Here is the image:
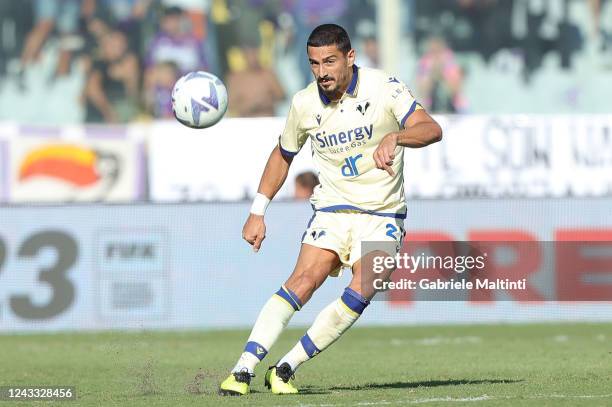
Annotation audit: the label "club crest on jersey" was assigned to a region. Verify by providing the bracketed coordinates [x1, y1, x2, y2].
[356, 102, 370, 115]
[310, 230, 326, 240]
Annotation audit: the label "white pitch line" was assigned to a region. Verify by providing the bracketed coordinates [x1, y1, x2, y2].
[530, 394, 612, 399]
[287, 393, 612, 407]
[409, 395, 492, 404]
[389, 336, 483, 346]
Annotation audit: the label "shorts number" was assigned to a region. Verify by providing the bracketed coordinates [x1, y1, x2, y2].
[385, 223, 398, 239]
[386, 223, 405, 241]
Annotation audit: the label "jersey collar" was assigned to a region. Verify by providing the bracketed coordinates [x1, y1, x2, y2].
[318, 64, 360, 105]
[346, 64, 359, 96]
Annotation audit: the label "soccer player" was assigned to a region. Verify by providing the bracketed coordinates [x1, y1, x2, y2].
[219, 23, 442, 396]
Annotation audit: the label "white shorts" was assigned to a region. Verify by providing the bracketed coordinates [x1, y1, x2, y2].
[301, 210, 405, 277]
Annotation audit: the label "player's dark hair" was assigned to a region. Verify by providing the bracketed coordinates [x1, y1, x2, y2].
[307, 24, 352, 54]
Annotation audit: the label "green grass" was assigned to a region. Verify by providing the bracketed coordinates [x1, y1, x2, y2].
[0, 323, 611, 406]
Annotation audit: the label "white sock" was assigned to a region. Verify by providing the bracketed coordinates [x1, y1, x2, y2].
[231, 286, 302, 374]
[278, 287, 369, 371]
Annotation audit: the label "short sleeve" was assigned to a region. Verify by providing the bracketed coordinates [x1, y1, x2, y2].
[278, 97, 308, 158]
[384, 76, 424, 129]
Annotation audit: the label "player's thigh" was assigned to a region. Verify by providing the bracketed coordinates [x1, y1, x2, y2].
[284, 243, 341, 305]
[348, 215, 405, 300]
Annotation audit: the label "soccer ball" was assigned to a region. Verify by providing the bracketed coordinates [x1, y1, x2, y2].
[171, 71, 228, 129]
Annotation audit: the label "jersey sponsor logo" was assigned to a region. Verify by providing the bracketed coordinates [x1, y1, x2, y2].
[315, 124, 373, 148]
[341, 154, 363, 176]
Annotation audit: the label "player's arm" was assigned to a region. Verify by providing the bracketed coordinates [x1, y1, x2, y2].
[242, 146, 293, 252]
[257, 145, 293, 199]
[374, 109, 442, 175]
[374, 109, 442, 176]
[374, 76, 443, 175]
[393, 109, 442, 148]
[244, 95, 304, 251]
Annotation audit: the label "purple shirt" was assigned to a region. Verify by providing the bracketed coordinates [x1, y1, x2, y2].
[146, 33, 208, 74]
[289, 0, 347, 23]
[154, 85, 174, 118]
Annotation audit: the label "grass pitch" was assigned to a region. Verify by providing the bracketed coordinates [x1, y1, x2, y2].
[1, 323, 611, 406]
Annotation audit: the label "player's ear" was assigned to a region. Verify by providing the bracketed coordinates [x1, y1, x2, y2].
[346, 48, 355, 66]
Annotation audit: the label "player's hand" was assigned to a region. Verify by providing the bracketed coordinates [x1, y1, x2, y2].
[242, 213, 266, 252]
[373, 133, 398, 177]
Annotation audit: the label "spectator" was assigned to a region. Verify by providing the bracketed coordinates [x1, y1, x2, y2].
[416, 36, 467, 113]
[288, 0, 349, 86]
[0, 1, 32, 79]
[226, 46, 285, 117]
[454, 0, 513, 60]
[159, 0, 217, 75]
[162, 0, 210, 41]
[96, 0, 152, 26]
[85, 28, 140, 123]
[294, 171, 319, 200]
[143, 60, 179, 118]
[590, 0, 612, 53]
[20, 0, 84, 78]
[90, 0, 154, 55]
[143, 6, 209, 118]
[355, 19, 379, 68]
[145, 6, 208, 74]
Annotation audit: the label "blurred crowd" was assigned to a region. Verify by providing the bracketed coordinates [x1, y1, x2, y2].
[0, 0, 610, 123]
[413, 0, 611, 112]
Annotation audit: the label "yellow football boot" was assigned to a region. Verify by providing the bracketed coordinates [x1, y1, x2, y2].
[264, 363, 298, 394]
[218, 371, 253, 396]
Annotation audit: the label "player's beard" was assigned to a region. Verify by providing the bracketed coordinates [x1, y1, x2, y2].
[318, 77, 336, 93]
[318, 75, 343, 100]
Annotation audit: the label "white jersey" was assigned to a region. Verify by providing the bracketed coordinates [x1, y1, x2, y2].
[279, 66, 423, 219]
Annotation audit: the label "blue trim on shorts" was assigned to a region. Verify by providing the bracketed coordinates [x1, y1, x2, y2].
[315, 205, 407, 219]
[301, 211, 317, 241]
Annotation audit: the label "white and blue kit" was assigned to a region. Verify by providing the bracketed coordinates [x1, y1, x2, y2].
[279, 65, 423, 274]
